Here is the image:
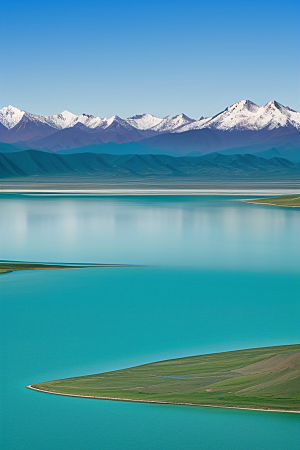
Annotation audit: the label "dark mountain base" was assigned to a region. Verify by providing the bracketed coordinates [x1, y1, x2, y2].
[0, 151, 299, 184]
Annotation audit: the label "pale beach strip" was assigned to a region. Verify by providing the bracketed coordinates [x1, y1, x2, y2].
[26, 385, 300, 414]
[1, 188, 300, 195]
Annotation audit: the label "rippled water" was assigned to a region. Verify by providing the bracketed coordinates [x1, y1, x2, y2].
[0, 194, 299, 450]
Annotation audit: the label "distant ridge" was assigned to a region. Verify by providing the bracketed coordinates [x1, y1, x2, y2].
[0, 150, 299, 180]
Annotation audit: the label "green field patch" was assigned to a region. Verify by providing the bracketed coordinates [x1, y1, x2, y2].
[244, 194, 300, 207]
[0, 261, 144, 274]
[29, 344, 300, 412]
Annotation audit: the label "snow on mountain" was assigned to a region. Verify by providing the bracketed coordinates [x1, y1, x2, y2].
[1, 101, 299, 136]
[44, 110, 78, 129]
[69, 114, 104, 129]
[151, 113, 195, 132]
[176, 100, 300, 133]
[126, 113, 163, 130]
[0, 106, 25, 129]
[28, 110, 105, 130]
[260, 101, 300, 130]
[101, 115, 130, 130]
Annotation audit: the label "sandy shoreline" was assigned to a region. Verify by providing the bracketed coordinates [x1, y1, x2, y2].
[2, 188, 300, 195]
[26, 385, 300, 414]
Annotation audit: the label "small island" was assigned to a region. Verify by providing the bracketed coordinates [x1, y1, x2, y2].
[243, 194, 300, 207]
[0, 261, 144, 274]
[27, 344, 300, 413]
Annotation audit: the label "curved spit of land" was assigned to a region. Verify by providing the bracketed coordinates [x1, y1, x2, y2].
[243, 194, 300, 207]
[27, 344, 300, 413]
[0, 261, 145, 274]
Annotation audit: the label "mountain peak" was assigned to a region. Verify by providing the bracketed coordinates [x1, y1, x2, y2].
[176, 100, 299, 133]
[60, 110, 76, 116]
[0, 105, 25, 129]
[264, 100, 285, 111]
[227, 100, 259, 112]
[173, 113, 191, 120]
[128, 113, 154, 119]
[126, 113, 163, 130]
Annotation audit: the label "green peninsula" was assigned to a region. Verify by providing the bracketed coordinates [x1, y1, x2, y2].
[28, 344, 300, 412]
[245, 194, 300, 207]
[0, 261, 142, 274]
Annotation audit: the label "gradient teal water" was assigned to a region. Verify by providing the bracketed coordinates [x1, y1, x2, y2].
[0, 195, 299, 450]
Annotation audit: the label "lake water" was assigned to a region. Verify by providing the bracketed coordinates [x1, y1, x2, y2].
[0, 194, 299, 450]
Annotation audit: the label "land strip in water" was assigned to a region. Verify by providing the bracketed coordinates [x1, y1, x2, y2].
[28, 345, 300, 412]
[243, 194, 300, 207]
[0, 261, 143, 274]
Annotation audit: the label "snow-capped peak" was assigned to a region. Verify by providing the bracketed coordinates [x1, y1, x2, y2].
[176, 100, 300, 133]
[225, 99, 259, 114]
[0, 105, 25, 129]
[102, 115, 135, 130]
[44, 110, 78, 129]
[151, 113, 195, 132]
[126, 113, 163, 130]
[259, 101, 300, 129]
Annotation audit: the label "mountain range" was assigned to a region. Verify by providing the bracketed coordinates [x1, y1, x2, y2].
[0, 101, 299, 156]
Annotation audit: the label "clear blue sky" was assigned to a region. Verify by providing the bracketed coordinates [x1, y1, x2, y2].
[0, 0, 299, 118]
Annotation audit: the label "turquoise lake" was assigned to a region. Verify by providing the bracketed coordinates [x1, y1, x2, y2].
[0, 194, 299, 450]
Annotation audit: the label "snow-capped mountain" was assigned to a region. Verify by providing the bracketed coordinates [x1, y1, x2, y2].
[0, 105, 25, 129]
[0, 101, 299, 153]
[1, 100, 298, 134]
[126, 113, 163, 130]
[151, 113, 195, 132]
[177, 100, 300, 133]
[0, 107, 196, 133]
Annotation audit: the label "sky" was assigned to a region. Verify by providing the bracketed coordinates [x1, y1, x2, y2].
[0, 0, 299, 119]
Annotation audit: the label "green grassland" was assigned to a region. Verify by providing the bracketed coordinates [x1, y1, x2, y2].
[0, 261, 141, 274]
[245, 194, 300, 207]
[30, 345, 300, 412]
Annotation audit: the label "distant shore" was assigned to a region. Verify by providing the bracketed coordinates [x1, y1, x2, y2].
[26, 384, 300, 414]
[1, 188, 300, 196]
[0, 261, 145, 274]
[242, 200, 300, 208]
[241, 194, 300, 207]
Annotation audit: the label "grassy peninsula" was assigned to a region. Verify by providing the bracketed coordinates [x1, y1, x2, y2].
[244, 194, 300, 207]
[28, 344, 300, 412]
[0, 261, 142, 274]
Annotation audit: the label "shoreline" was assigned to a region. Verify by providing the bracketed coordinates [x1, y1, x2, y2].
[0, 261, 146, 275]
[1, 188, 300, 196]
[26, 385, 300, 414]
[240, 199, 300, 208]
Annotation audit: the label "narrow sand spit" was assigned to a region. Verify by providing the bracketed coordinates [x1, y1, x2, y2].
[26, 385, 300, 414]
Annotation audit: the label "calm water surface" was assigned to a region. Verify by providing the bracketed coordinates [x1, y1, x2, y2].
[0, 194, 299, 450]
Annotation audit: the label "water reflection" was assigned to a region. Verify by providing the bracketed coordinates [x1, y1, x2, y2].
[0, 195, 299, 271]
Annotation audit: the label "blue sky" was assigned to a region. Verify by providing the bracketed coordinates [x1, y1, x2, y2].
[0, 0, 299, 118]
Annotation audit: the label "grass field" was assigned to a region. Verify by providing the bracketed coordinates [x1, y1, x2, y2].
[245, 194, 300, 207]
[29, 345, 300, 412]
[0, 261, 141, 274]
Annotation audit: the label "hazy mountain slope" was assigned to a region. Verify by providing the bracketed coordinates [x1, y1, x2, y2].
[141, 127, 299, 155]
[0, 142, 29, 153]
[0, 150, 299, 180]
[0, 115, 57, 143]
[57, 142, 172, 156]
